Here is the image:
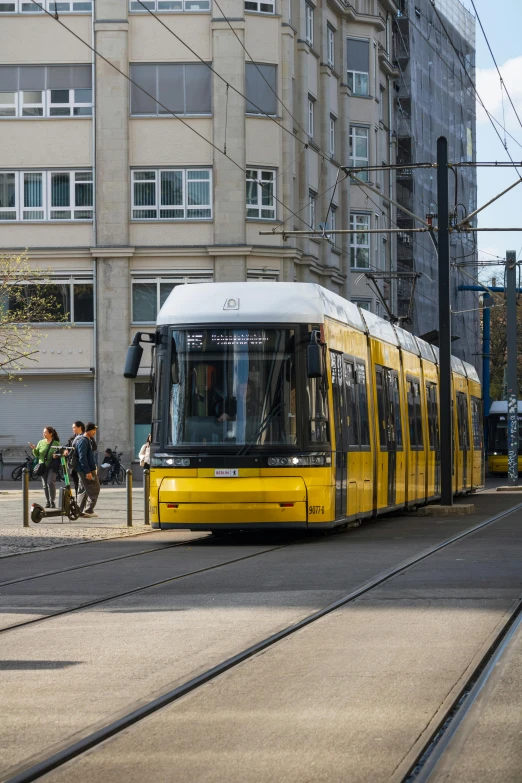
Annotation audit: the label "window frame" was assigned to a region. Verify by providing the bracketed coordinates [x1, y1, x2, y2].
[346, 36, 370, 96]
[308, 95, 315, 138]
[244, 0, 274, 13]
[327, 25, 335, 69]
[246, 168, 276, 221]
[0, 67, 93, 118]
[129, 63, 212, 117]
[329, 114, 336, 158]
[305, 2, 314, 47]
[245, 62, 278, 116]
[5, 277, 94, 324]
[349, 212, 370, 269]
[129, 0, 210, 11]
[309, 189, 317, 230]
[131, 274, 214, 325]
[1, 0, 92, 12]
[0, 170, 93, 222]
[48, 87, 93, 117]
[349, 125, 369, 181]
[131, 168, 213, 222]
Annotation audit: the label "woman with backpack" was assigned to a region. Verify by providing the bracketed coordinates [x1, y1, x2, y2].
[30, 427, 61, 509]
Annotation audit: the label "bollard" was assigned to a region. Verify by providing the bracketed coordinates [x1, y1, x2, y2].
[22, 467, 29, 527]
[126, 469, 133, 527]
[143, 468, 150, 526]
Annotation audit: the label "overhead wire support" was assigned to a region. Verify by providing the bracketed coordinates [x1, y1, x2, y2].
[342, 170, 431, 229]
[29, 0, 315, 231]
[454, 175, 522, 229]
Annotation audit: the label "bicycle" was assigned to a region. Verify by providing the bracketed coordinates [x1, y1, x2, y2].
[100, 448, 126, 485]
[11, 451, 39, 481]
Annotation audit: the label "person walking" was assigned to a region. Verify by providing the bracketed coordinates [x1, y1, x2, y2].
[66, 420, 85, 496]
[76, 422, 100, 518]
[139, 434, 151, 470]
[30, 427, 60, 509]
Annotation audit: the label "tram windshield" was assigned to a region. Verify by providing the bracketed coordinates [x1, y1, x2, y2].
[489, 414, 522, 454]
[169, 328, 297, 447]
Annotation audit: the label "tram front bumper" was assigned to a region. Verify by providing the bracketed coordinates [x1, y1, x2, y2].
[157, 476, 307, 528]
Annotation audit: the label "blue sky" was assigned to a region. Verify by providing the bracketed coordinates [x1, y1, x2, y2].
[458, 0, 522, 278]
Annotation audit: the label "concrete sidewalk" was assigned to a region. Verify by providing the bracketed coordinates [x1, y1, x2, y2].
[0, 485, 151, 556]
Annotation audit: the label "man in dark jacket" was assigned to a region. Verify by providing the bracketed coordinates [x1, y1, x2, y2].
[77, 422, 100, 518]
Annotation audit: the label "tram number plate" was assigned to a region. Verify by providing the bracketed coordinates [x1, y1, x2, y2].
[214, 469, 239, 478]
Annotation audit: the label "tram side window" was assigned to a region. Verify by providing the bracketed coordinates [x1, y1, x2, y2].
[392, 372, 403, 449]
[356, 362, 370, 446]
[471, 396, 483, 450]
[308, 352, 329, 444]
[344, 360, 358, 447]
[414, 380, 424, 449]
[457, 392, 470, 450]
[375, 367, 387, 449]
[407, 379, 417, 448]
[426, 382, 439, 451]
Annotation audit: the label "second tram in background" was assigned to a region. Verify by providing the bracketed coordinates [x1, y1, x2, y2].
[487, 401, 522, 474]
[125, 282, 484, 531]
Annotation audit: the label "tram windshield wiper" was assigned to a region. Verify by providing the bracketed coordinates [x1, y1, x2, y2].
[236, 400, 285, 457]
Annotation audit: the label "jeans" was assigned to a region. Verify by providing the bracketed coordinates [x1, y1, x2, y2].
[77, 471, 101, 514]
[41, 467, 57, 504]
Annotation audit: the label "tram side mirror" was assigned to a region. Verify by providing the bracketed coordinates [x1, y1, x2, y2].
[307, 339, 323, 379]
[124, 339, 143, 379]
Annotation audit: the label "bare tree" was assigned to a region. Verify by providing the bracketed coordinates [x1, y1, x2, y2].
[0, 253, 67, 384]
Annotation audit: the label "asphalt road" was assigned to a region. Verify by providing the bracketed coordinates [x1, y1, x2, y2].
[1, 489, 521, 782]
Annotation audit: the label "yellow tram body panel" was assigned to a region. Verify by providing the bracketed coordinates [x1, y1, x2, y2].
[400, 350, 427, 508]
[421, 358, 439, 502]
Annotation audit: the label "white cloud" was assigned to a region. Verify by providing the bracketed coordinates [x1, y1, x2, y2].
[476, 56, 522, 139]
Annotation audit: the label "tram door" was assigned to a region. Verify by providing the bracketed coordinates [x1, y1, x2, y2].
[330, 351, 347, 518]
[457, 392, 470, 489]
[376, 366, 399, 507]
[426, 382, 440, 496]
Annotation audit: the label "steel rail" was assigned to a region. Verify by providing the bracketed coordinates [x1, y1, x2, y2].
[5, 500, 522, 783]
[0, 537, 305, 636]
[405, 604, 522, 782]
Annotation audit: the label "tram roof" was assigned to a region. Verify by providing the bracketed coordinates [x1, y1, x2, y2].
[157, 282, 367, 331]
[157, 282, 480, 377]
[489, 401, 522, 414]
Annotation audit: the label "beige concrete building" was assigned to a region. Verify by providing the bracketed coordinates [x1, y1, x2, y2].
[0, 0, 397, 465]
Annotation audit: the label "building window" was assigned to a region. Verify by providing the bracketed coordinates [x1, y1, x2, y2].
[131, 169, 212, 220]
[247, 269, 280, 280]
[130, 63, 211, 116]
[350, 213, 370, 268]
[346, 37, 369, 96]
[5, 278, 94, 323]
[244, 0, 274, 13]
[245, 63, 277, 115]
[328, 205, 337, 245]
[0, 0, 91, 11]
[352, 298, 371, 311]
[0, 65, 92, 118]
[308, 95, 315, 138]
[329, 114, 336, 158]
[130, 0, 209, 11]
[349, 125, 369, 181]
[0, 170, 93, 221]
[134, 382, 152, 460]
[131, 275, 213, 323]
[305, 2, 314, 47]
[327, 25, 335, 69]
[246, 169, 276, 220]
[309, 189, 316, 229]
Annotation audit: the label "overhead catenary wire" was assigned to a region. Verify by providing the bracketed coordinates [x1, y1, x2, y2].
[28, 0, 315, 231]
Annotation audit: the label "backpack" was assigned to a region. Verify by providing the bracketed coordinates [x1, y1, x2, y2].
[67, 435, 83, 473]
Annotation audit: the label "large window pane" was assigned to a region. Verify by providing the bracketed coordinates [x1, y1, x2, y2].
[133, 282, 157, 322]
[184, 64, 211, 114]
[245, 63, 277, 115]
[23, 172, 43, 220]
[73, 283, 93, 322]
[51, 172, 70, 207]
[0, 172, 16, 219]
[130, 64, 157, 114]
[187, 170, 210, 218]
[160, 282, 178, 308]
[158, 64, 184, 114]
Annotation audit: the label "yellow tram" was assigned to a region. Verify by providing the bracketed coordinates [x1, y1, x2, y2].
[487, 401, 522, 474]
[125, 282, 484, 530]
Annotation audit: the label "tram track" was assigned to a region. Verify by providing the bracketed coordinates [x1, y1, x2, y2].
[4, 499, 522, 783]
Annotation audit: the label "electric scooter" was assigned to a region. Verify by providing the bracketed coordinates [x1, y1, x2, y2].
[31, 447, 81, 523]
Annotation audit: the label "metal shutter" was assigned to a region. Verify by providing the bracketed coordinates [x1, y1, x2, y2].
[1, 377, 94, 450]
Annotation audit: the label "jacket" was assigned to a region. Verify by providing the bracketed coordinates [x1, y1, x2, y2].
[32, 439, 60, 467]
[139, 443, 150, 466]
[76, 435, 96, 474]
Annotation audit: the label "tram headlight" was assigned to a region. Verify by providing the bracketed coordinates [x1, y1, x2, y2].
[267, 454, 331, 467]
[151, 455, 191, 467]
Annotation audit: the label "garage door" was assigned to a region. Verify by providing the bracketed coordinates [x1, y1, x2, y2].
[1, 377, 94, 450]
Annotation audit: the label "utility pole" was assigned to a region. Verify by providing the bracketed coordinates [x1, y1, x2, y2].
[437, 136, 453, 505]
[506, 250, 518, 486]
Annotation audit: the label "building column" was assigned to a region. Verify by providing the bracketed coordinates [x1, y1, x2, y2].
[212, 8, 247, 281]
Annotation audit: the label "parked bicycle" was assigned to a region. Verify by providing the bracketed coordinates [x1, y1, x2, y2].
[100, 447, 126, 485]
[11, 451, 39, 481]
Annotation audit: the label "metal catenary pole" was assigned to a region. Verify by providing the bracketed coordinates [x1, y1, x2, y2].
[437, 137, 453, 506]
[126, 469, 133, 526]
[22, 467, 29, 527]
[506, 250, 518, 486]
